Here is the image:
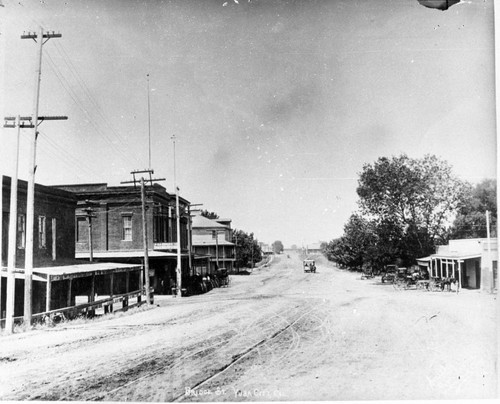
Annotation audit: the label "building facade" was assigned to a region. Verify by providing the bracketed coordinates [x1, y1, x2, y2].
[1, 175, 77, 317]
[55, 182, 196, 295]
[417, 238, 498, 292]
[192, 215, 236, 274]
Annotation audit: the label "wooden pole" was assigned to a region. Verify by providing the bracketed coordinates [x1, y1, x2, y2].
[5, 116, 21, 333]
[175, 187, 182, 297]
[187, 204, 192, 276]
[486, 210, 493, 291]
[109, 272, 114, 313]
[67, 278, 72, 307]
[45, 275, 51, 312]
[51, 218, 56, 261]
[89, 273, 95, 315]
[24, 27, 45, 324]
[140, 178, 151, 304]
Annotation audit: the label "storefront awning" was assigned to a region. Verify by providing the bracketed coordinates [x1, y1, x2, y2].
[1, 262, 142, 282]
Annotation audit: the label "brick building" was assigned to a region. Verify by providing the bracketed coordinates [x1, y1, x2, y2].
[55, 182, 203, 294]
[1, 175, 77, 317]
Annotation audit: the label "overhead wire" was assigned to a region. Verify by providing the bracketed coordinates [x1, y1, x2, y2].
[36, 130, 105, 180]
[43, 49, 143, 170]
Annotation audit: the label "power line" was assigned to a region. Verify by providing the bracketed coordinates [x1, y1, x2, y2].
[43, 51, 143, 169]
[51, 42, 144, 167]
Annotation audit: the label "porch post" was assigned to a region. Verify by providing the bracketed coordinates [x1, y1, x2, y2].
[66, 278, 72, 307]
[89, 273, 95, 316]
[109, 272, 114, 313]
[46, 275, 52, 312]
[457, 261, 462, 292]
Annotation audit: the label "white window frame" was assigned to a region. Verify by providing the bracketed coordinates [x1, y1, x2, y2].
[38, 215, 47, 249]
[122, 215, 133, 241]
[17, 214, 26, 249]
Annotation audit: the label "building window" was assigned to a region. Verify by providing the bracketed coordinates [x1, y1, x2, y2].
[17, 214, 26, 249]
[38, 216, 46, 249]
[122, 215, 132, 241]
[76, 217, 87, 242]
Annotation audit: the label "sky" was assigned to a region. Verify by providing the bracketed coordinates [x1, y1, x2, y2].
[0, 0, 496, 248]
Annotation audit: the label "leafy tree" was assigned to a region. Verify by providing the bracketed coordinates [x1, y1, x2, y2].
[449, 179, 497, 239]
[272, 240, 284, 254]
[357, 154, 468, 262]
[291, 244, 298, 250]
[232, 229, 262, 269]
[200, 210, 219, 220]
[322, 215, 377, 270]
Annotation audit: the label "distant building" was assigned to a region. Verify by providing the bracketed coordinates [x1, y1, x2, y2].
[260, 243, 272, 255]
[191, 215, 236, 274]
[55, 182, 204, 295]
[417, 238, 498, 292]
[304, 242, 323, 255]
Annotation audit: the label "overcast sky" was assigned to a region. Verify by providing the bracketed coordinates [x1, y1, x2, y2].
[0, 0, 496, 248]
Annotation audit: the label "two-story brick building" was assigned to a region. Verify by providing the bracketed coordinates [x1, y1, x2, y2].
[192, 214, 236, 274]
[55, 182, 197, 294]
[2, 176, 144, 324]
[1, 175, 77, 317]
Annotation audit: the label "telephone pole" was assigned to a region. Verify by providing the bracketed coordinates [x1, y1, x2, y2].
[18, 27, 64, 325]
[121, 170, 164, 304]
[188, 203, 203, 276]
[4, 117, 21, 334]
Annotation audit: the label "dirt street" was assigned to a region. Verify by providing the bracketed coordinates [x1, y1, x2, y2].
[0, 253, 497, 401]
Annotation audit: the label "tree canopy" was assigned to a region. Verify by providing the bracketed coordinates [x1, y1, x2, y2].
[356, 154, 468, 261]
[325, 154, 473, 271]
[200, 210, 219, 220]
[272, 240, 284, 254]
[232, 229, 262, 269]
[449, 179, 497, 239]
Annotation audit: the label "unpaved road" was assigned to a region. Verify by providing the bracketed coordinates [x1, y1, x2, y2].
[0, 253, 497, 401]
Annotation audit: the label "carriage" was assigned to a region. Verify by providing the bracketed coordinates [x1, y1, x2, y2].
[303, 259, 316, 273]
[216, 268, 230, 287]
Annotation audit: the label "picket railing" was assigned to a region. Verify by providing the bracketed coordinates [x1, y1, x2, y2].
[1, 289, 146, 328]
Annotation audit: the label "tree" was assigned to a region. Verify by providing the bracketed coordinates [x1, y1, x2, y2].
[322, 215, 378, 270]
[200, 210, 219, 220]
[272, 240, 284, 254]
[232, 229, 262, 269]
[356, 154, 468, 264]
[449, 179, 497, 239]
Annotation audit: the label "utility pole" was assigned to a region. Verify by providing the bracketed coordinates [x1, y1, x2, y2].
[82, 206, 96, 262]
[486, 210, 493, 292]
[20, 27, 64, 325]
[188, 203, 203, 277]
[3, 116, 66, 326]
[171, 135, 183, 297]
[121, 170, 164, 304]
[147, 74, 152, 170]
[215, 230, 220, 269]
[175, 187, 182, 297]
[5, 116, 21, 334]
[141, 178, 151, 303]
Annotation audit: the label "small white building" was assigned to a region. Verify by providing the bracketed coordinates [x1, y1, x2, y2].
[417, 238, 497, 292]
